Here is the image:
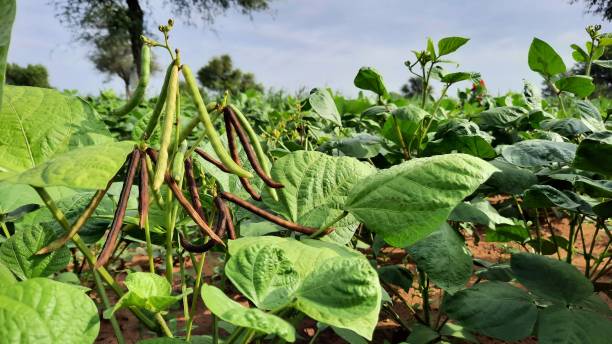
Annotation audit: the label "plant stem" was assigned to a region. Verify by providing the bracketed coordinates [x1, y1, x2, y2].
[155, 313, 174, 337]
[308, 326, 323, 344]
[1, 222, 10, 238]
[416, 84, 449, 155]
[392, 113, 410, 160]
[534, 209, 542, 253]
[567, 214, 577, 263]
[144, 215, 155, 273]
[418, 268, 430, 326]
[543, 208, 561, 260]
[33, 186, 158, 330]
[93, 270, 125, 344]
[186, 252, 207, 340]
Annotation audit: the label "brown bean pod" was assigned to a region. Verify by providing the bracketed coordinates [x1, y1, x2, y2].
[194, 147, 231, 173]
[224, 110, 262, 201]
[225, 107, 284, 189]
[184, 157, 207, 223]
[96, 149, 141, 268]
[216, 197, 236, 240]
[147, 148, 224, 245]
[180, 197, 228, 252]
[219, 191, 333, 235]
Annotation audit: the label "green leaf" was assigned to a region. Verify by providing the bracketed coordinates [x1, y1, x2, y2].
[407, 224, 472, 294]
[511, 253, 593, 304]
[571, 99, 605, 132]
[105, 272, 187, 317]
[501, 139, 576, 168]
[6, 141, 135, 189]
[0, 86, 114, 179]
[485, 224, 530, 243]
[0, 278, 99, 343]
[309, 88, 341, 126]
[437, 36, 469, 56]
[426, 37, 436, 58]
[441, 71, 478, 84]
[573, 131, 612, 176]
[523, 185, 581, 210]
[225, 244, 300, 310]
[449, 197, 513, 228]
[201, 284, 296, 342]
[423, 134, 496, 159]
[294, 257, 380, 340]
[444, 281, 537, 341]
[345, 154, 497, 247]
[475, 106, 526, 130]
[537, 305, 612, 344]
[377, 265, 412, 291]
[0, 225, 70, 280]
[405, 323, 439, 344]
[571, 44, 589, 63]
[262, 151, 376, 245]
[0, 260, 16, 285]
[227, 237, 380, 340]
[484, 159, 538, 195]
[382, 105, 427, 145]
[0, 0, 16, 110]
[439, 323, 478, 343]
[528, 38, 566, 77]
[541, 118, 591, 137]
[555, 76, 595, 98]
[335, 133, 384, 159]
[354, 67, 389, 98]
[593, 59, 612, 68]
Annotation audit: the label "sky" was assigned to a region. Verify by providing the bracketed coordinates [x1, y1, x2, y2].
[8, 0, 610, 97]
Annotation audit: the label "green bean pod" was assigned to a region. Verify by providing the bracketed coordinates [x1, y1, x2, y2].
[171, 141, 188, 181]
[152, 63, 179, 190]
[229, 104, 279, 201]
[111, 45, 151, 117]
[181, 65, 252, 178]
[142, 62, 174, 141]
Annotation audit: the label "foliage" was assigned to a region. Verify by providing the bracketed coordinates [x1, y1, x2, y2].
[197, 54, 263, 94]
[5, 63, 51, 88]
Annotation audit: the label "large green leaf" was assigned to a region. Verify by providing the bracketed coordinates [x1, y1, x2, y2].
[423, 134, 496, 159]
[6, 141, 135, 189]
[200, 284, 296, 342]
[573, 131, 612, 176]
[0, 0, 16, 110]
[537, 305, 612, 344]
[309, 88, 341, 126]
[354, 67, 388, 98]
[345, 154, 497, 247]
[0, 278, 99, 344]
[528, 38, 566, 77]
[226, 237, 380, 340]
[294, 257, 380, 340]
[483, 159, 538, 195]
[334, 133, 384, 159]
[501, 139, 576, 168]
[407, 224, 472, 294]
[444, 281, 537, 341]
[555, 76, 595, 98]
[0, 86, 114, 179]
[381, 105, 427, 146]
[511, 253, 593, 304]
[262, 151, 376, 244]
[523, 185, 581, 210]
[225, 244, 300, 310]
[0, 182, 75, 214]
[0, 261, 15, 285]
[0, 225, 70, 280]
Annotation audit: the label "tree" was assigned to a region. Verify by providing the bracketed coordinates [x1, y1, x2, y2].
[6, 63, 51, 88]
[400, 77, 433, 98]
[52, 0, 272, 76]
[197, 54, 263, 94]
[571, 0, 612, 21]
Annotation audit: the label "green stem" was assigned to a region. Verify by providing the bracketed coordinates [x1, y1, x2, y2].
[155, 313, 174, 337]
[416, 84, 449, 155]
[186, 252, 207, 340]
[144, 215, 155, 273]
[94, 270, 125, 344]
[392, 113, 410, 160]
[542, 209, 561, 260]
[567, 214, 577, 263]
[142, 62, 173, 141]
[307, 326, 323, 344]
[418, 268, 430, 326]
[534, 209, 542, 254]
[1, 222, 10, 238]
[33, 186, 158, 330]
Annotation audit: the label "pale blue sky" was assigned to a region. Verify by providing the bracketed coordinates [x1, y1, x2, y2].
[8, 0, 609, 96]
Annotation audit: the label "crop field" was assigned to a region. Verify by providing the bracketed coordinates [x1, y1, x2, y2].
[0, 1, 611, 344]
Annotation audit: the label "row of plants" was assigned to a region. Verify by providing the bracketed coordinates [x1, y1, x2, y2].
[1, 1, 611, 342]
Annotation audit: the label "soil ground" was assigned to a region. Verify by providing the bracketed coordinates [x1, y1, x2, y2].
[93, 213, 611, 344]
